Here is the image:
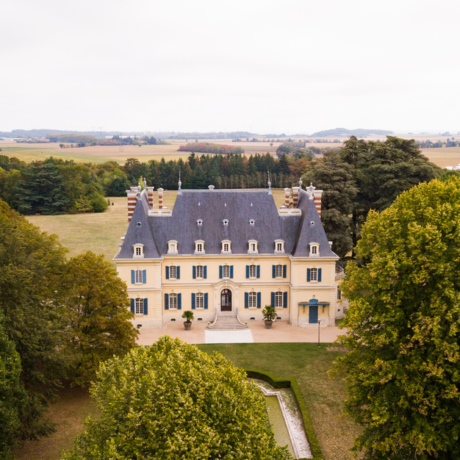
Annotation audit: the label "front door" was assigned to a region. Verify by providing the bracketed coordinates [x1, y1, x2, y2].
[309, 305, 318, 323]
[221, 289, 232, 312]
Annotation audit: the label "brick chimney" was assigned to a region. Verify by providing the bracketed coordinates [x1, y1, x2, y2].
[127, 186, 139, 222]
[146, 186, 154, 209]
[284, 188, 290, 207]
[313, 190, 323, 218]
[158, 188, 164, 209]
[292, 187, 300, 207]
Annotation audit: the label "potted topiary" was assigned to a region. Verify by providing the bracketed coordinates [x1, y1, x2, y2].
[182, 310, 194, 330]
[262, 306, 277, 329]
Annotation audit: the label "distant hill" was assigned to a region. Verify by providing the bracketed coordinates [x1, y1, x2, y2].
[310, 128, 393, 138]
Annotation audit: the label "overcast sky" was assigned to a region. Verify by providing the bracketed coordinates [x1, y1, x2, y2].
[1, 0, 459, 134]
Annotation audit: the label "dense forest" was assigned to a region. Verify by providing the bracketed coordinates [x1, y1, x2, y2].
[0, 152, 301, 215]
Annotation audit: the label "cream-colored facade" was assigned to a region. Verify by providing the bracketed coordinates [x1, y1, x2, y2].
[115, 185, 343, 328]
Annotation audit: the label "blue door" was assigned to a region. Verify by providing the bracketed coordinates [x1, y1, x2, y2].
[309, 305, 318, 323]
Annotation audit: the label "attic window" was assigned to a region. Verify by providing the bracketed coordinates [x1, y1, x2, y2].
[197, 219, 203, 226]
[168, 240, 178, 254]
[137, 222, 142, 227]
[249, 219, 255, 226]
[310, 243, 319, 257]
[133, 244, 144, 258]
[248, 240, 258, 254]
[195, 240, 205, 254]
[222, 240, 231, 254]
[275, 240, 285, 253]
[310, 221, 315, 227]
[223, 219, 229, 226]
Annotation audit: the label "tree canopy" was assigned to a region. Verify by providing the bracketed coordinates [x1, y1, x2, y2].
[63, 336, 292, 460]
[303, 136, 441, 259]
[332, 177, 460, 459]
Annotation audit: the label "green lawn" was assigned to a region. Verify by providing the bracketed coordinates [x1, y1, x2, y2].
[14, 342, 359, 460]
[198, 343, 360, 460]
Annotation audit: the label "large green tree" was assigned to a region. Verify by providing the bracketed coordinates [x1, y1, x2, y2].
[59, 252, 138, 386]
[17, 158, 68, 215]
[0, 200, 68, 440]
[303, 136, 441, 259]
[0, 314, 27, 460]
[332, 177, 460, 459]
[63, 336, 292, 460]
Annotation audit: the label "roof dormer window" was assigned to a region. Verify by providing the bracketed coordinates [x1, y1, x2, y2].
[248, 240, 258, 254]
[310, 243, 319, 257]
[222, 240, 231, 254]
[168, 240, 178, 254]
[195, 240, 205, 254]
[223, 219, 229, 226]
[275, 239, 285, 253]
[249, 219, 255, 226]
[133, 244, 144, 258]
[197, 219, 203, 226]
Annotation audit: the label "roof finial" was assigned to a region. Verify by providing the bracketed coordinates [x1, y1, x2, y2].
[307, 182, 316, 200]
[299, 177, 303, 188]
[178, 166, 182, 194]
[267, 169, 272, 195]
[143, 177, 147, 189]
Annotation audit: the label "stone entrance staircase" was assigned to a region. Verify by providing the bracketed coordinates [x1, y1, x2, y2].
[206, 313, 249, 331]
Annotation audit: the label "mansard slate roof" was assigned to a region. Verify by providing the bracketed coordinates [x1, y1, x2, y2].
[115, 188, 338, 259]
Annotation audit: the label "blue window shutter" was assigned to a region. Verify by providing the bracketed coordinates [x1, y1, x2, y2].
[166, 266, 169, 279]
[177, 266, 181, 280]
[192, 293, 196, 309]
[283, 265, 287, 278]
[130, 299, 135, 313]
[318, 268, 322, 282]
[144, 298, 148, 315]
[246, 265, 249, 279]
[257, 292, 261, 308]
[204, 293, 208, 309]
[257, 265, 260, 278]
[271, 292, 275, 308]
[178, 293, 182, 310]
[142, 270, 146, 284]
[204, 266, 207, 279]
[272, 265, 276, 278]
[245, 292, 249, 309]
[164, 293, 169, 310]
[193, 266, 196, 279]
[219, 266, 223, 279]
[230, 266, 234, 279]
[131, 270, 135, 284]
[283, 292, 288, 308]
[307, 268, 311, 282]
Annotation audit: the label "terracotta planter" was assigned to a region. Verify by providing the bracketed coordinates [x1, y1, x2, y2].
[184, 321, 192, 331]
[264, 320, 273, 329]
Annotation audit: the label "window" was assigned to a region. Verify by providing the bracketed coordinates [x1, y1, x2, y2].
[275, 240, 285, 253]
[275, 264, 283, 278]
[311, 246, 317, 255]
[133, 244, 144, 257]
[275, 292, 283, 308]
[249, 219, 255, 226]
[337, 286, 341, 300]
[310, 268, 318, 281]
[168, 241, 177, 254]
[310, 243, 319, 256]
[277, 243, 283, 251]
[249, 264, 256, 278]
[222, 241, 231, 253]
[248, 240, 258, 253]
[169, 293, 178, 310]
[197, 219, 203, 226]
[135, 269, 143, 284]
[248, 292, 257, 308]
[170, 266, 177, 279]
[223, 219, 229, 226]
[223, 265, 230, 278]
[196, 265, 203, 279]
[195, 241, 204, 253]
[196, 293, 204, 309]
[135, 298, 144, 315]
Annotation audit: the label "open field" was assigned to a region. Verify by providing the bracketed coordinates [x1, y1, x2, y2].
[13, 386, 99, 460]
[26, 190, 287, 262]
[14, 343, 358, 460]
[422, 147, 460, 168]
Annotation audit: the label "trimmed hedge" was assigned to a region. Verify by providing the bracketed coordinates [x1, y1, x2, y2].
[246, 369, 324, 460]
